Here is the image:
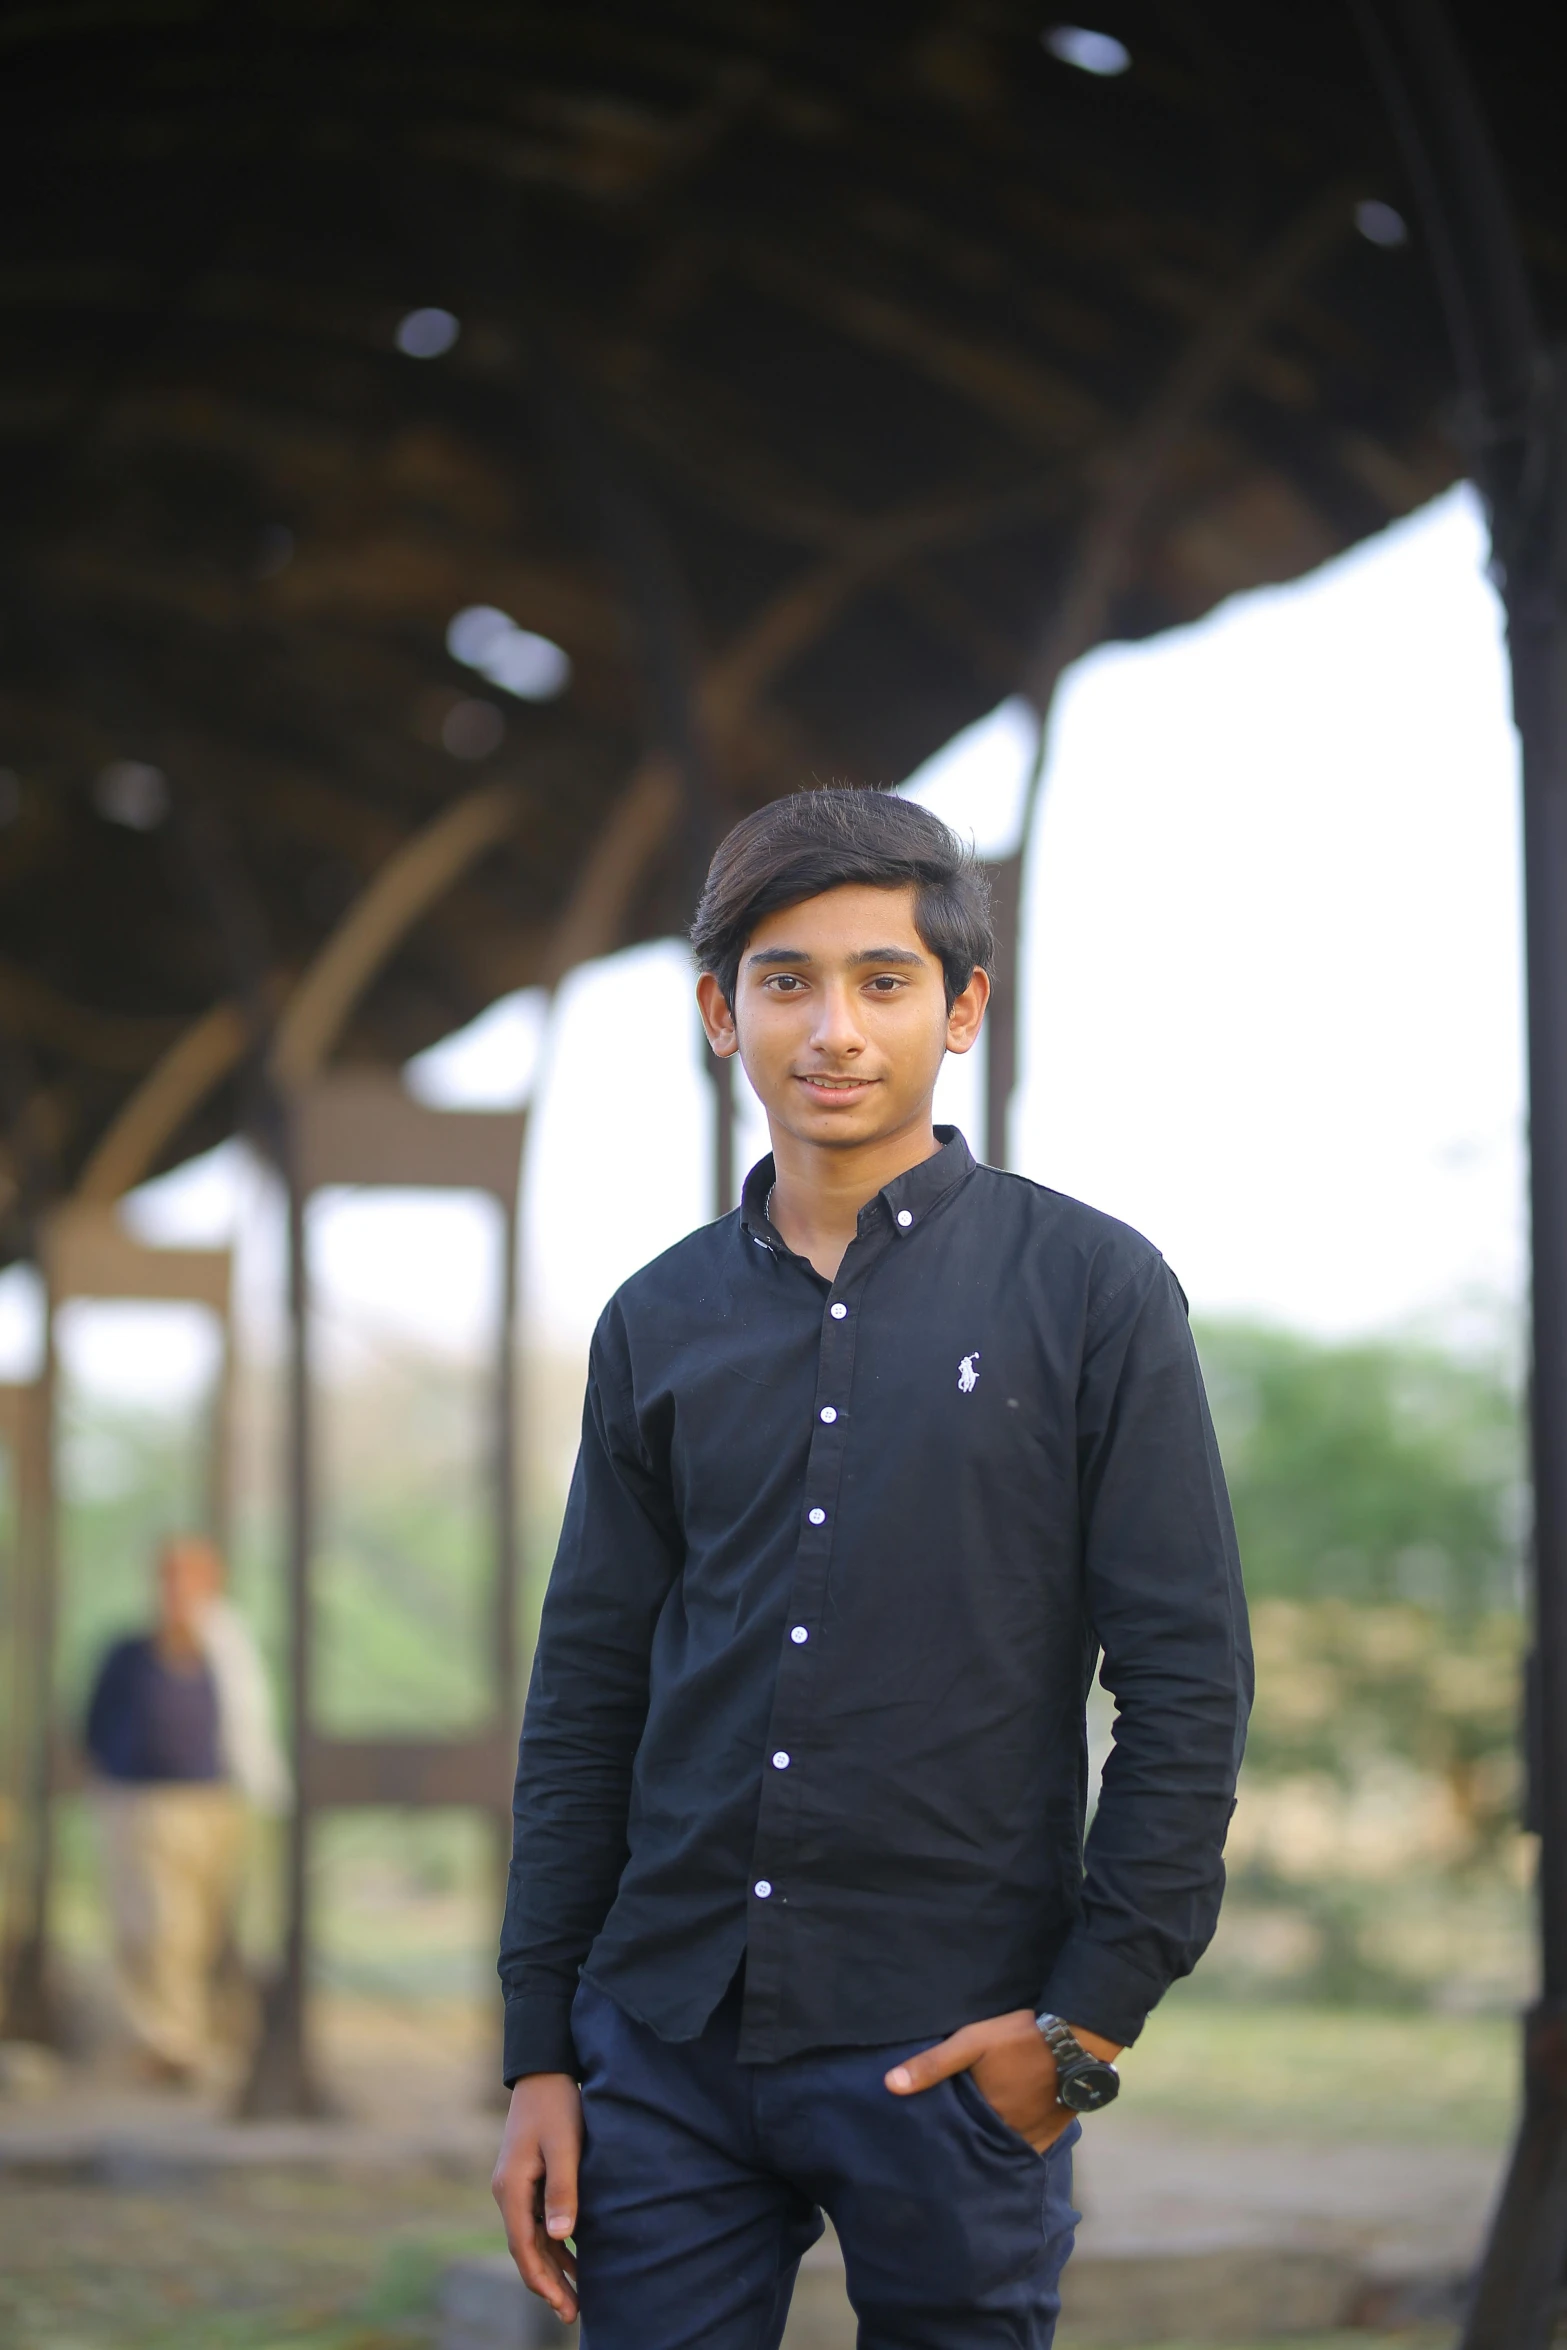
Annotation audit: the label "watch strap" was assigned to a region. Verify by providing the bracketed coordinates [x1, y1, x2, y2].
[1035, 2012, 1085, 2067]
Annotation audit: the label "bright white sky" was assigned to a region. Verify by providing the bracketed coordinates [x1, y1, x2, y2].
[0, 483, 1525, 1407]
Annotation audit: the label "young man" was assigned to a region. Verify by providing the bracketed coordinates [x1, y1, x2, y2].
[494, 788, 1251, 2349]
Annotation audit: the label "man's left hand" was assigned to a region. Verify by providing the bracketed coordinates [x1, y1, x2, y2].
[884, 2010, 1124, 2152]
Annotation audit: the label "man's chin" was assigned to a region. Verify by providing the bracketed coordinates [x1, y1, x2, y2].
[773, 1098, 911, 1149]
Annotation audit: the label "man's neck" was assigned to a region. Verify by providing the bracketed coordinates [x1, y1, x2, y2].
[155, 1625, 204, 1673]
[766, 1116, 942, 1282]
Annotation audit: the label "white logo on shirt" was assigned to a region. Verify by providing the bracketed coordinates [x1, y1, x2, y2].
[957, 1352, 980, 1394]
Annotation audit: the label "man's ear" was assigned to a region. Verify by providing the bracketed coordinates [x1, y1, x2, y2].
[696, 971, 740, 1058]
[945, 966, 990, 1057]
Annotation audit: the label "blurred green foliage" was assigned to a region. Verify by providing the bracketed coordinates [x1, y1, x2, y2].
[310, 1347, 496, 1736]
[1195, 1321, 1524, 1614]
[1190, 1322, 1530, 2009]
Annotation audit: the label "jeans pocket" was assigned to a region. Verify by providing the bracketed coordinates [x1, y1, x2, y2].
[951, 2064, 1051, 2163]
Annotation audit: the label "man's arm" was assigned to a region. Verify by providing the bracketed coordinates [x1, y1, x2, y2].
[493, 1305, 681, 2316]
[1040, 1254, 1253, 2043]
[84, 1641, 134, 1778]
[888, 1254, 1247, 2141]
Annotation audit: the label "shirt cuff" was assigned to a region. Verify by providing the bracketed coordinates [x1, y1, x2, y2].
[1037, 1934, 1162, 2048]
[502, 1988, 579, 2086]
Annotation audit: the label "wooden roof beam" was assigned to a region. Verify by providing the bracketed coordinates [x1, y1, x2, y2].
[741, 245, 1109, 456]
[0, 960, 183, 1075]
[700, 473, 1074, 740]
[1022, 180, 1362, 727]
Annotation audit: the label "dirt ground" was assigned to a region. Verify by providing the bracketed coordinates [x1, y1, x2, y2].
[0, 1990, 501, 2350]
[0, 2162, 496, 2350]
[0, 2167, 1450, 2350]
[0, 1990, 1508, 2350]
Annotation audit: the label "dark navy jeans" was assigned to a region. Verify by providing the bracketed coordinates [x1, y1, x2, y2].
[572, 1973, 1081, 2350]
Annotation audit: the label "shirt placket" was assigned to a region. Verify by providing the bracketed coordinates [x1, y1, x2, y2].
[738, 1215, 890, 2053]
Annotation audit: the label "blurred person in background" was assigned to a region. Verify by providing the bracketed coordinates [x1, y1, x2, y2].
[84, 1535, 288, 2085]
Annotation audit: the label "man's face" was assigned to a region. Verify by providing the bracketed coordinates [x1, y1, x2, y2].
[157, 1538, 221, 1646]
[699, 883, 985, 1151]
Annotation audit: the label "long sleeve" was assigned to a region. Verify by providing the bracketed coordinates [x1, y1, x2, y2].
[84, 1640, 137, 1779]
[199, 1599, 292, 1814]
[499, 1305, 682, 2083]
[1037, 1258, 1252, 2045]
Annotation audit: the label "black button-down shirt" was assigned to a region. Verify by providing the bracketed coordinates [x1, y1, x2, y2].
[501, 1129, 1251, 2082]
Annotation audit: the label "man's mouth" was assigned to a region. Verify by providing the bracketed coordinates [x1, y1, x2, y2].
[798, 1074, 874, 1095]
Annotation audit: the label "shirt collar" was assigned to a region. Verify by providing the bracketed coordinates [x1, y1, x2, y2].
[739, 1126, 976, 1248]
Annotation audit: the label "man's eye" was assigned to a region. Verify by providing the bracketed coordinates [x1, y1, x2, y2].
[768, 974, 803, 992]
[868, 976, 904, 992]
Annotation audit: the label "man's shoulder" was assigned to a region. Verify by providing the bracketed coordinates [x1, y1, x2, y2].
[599, 1214, 742, 1330]
[88, 1633, 154, 1707]
[100, 1632, 154, 1675]
[966, 1165, 1172, 1306]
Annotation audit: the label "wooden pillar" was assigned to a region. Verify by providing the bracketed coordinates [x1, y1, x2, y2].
[1353, 4, 1567, 2341]
[1458, 364, 1567, 2350]
[240, 1123, 328, 2115]
[982, 853, 1023, 1171]
[0, 1343, 62, 2047]
[708, 1046, 736, 1218]
[492, 1155, 523, 1924]
[239, 1079, 528, 2118]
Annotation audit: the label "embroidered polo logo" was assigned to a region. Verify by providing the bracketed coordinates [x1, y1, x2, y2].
[957, 1352, 980, 1394]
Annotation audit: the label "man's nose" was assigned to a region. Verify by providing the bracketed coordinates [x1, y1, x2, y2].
[810, 982, 863, 1054]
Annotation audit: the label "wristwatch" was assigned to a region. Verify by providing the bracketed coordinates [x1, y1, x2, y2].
[1035, 2013, 1120, 2112]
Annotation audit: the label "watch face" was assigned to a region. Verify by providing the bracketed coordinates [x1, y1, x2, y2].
[1059, 2058, 1120, 2112]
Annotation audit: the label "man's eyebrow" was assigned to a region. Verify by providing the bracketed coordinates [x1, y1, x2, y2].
[745, 943, 927, 969]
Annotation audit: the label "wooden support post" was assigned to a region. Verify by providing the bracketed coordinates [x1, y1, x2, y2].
[207, 1317, 234, 1556]
[982, 853, 1022, 1171]
[493, 1177, 522, 1929]
[240, 1125, 328, 2116]
[709, 1046, 736, 1218]
[0, 1343, 62, 2047]
[239, 1078, 528, 2118]
[1352, 4, 1567, 2340]
[1459, 362, 1567, 2350]
[0, 1386, 34, 1969]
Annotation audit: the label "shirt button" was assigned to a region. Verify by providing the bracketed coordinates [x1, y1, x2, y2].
[819, 1406, 837, 1423]
[808, 1507, 826, 1526]
[790, 1626, 808, 1644]
[830, 1302, 847, 1319]
[772, 1751, 790, 1770]
[754, 1880, 773, 1899]
[896, 1209, 913, 1227]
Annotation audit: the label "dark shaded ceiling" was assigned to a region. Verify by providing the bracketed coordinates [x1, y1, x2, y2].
[0, 0, 1561, 1240]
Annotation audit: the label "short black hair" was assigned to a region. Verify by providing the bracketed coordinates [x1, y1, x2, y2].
[691, 786, 994, 1011]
